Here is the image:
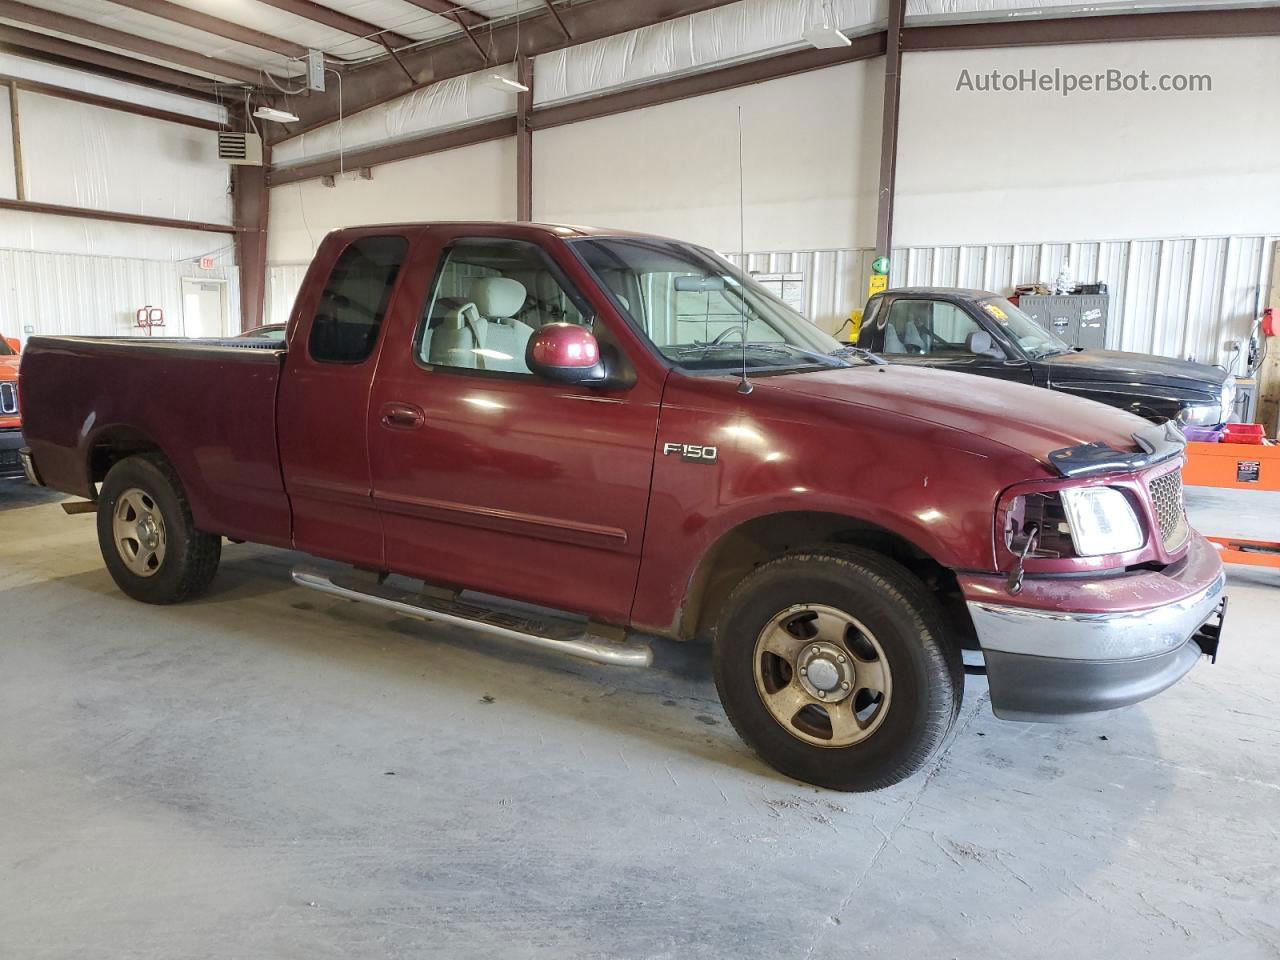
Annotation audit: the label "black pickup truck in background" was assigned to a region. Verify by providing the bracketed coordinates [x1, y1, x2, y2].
[857, 287, 1236, 427]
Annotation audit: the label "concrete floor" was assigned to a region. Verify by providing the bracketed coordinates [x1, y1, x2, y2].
[1, 476, 1278, 960]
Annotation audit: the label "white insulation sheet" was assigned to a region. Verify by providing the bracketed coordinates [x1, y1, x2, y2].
[20, 93, 232, 226]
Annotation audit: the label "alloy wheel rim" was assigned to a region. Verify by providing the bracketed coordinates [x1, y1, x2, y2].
[752, 603, 892, 748]
[113, 487, 167, 577]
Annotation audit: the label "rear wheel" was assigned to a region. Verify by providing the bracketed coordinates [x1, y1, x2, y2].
[96, 454, 220, 604]
[713, 547, 962, 792]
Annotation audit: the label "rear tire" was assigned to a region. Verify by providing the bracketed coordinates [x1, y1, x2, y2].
[97, 454, 220, 604]
[713, 546, 962, 792]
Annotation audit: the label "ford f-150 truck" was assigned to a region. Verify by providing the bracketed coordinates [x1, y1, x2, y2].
[18, 223, 1227, 792]
[1, 332, 22, 479]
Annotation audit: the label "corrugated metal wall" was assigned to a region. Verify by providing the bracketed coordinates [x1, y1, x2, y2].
[2, 246, 241, 343]
[730, 234, 1277, 372]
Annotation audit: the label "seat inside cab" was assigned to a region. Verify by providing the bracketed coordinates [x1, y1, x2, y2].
[418, 241, 590, 374]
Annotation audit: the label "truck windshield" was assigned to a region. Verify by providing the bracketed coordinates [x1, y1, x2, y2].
[978, 297, 1072, 359]
[572, 237, 857, 372]
[0, 338, 13, 356]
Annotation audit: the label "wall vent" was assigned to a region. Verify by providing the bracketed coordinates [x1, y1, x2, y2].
[218, 131, 263, 166]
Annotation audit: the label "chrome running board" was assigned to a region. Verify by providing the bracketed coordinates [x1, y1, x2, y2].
[291, 565, 653, 668]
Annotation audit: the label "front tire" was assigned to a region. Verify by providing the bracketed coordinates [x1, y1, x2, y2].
[97, 454, 221, 604]
[713, 547, 962, 792]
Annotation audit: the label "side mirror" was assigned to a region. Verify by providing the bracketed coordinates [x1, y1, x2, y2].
[526, 323, 606, 384]
[4, 337, 18, 354]
[966, 330, 1004, 360]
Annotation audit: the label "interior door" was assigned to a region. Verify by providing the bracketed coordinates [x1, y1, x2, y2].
[181, 278, 227, 338]
[278, 232, 413, 568]
[880, 298, 1033, 385]
[366, 230, 663, 625]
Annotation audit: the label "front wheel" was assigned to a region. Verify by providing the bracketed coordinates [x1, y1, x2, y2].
[713, 547, 962, 792]
[96, 454, 221, 604]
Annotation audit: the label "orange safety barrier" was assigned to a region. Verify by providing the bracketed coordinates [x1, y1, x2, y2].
[1184, 439, 1279, 573]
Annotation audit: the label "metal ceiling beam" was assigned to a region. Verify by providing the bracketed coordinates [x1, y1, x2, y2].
[0, 25, 222, 96]
[903, 6, 1280, 50]
[271, 0, 748, 143]
[0, 0, 287, 86]
[532, 33, 885, 131]
[273, 33, 886, 186]
[398, 0, 487, 29]
[268, 116, 516, 186]
[250, 0, 413, 50]
[104, 0, 311, 60]
[0, 196, 238, 233]
[4, 73, 221, 128]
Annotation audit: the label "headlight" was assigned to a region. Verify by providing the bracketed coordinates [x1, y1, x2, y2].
[1059, 487, 1144, 557]
[1179, 402, 1222, 427]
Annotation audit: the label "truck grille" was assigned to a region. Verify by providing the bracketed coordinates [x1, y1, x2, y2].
[0, 381, 16, 415]
[1149, 470, 1189, 551]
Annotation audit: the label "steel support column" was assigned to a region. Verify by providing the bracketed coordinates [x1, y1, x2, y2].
[875, 0, 905, 259]
[516, 55, 533, 221]
[233, 140, 271, 332]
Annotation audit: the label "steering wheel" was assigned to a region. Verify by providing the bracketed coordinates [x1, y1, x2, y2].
[693, 326, 745, 348]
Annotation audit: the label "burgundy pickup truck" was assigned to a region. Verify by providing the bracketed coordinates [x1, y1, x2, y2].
[18, 223, 1226, 791]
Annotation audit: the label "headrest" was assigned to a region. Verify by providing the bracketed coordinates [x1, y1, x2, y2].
[470, 277, 526, 319]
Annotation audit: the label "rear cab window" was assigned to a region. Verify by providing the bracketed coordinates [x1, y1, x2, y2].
[309, 235, 409, 364]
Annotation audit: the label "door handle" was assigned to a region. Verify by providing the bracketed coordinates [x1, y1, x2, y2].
[380, 401, 425, 430]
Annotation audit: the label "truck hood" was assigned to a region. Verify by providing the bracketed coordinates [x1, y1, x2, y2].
[1042, 349, 1226, 398]
[0, 354, 17, 378]
[752, 364, 1149, 467]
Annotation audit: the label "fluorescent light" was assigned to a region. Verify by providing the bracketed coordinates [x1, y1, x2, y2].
[253, 106, 299, 123]
[802, 24, 851, 49]
[484, 73, 529, 93]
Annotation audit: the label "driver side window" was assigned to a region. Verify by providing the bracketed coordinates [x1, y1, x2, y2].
[416, 239, 592, 375]
[882, 300, 984, 357]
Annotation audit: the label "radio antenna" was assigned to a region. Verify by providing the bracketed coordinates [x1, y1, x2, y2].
[735, 105, 752, 396]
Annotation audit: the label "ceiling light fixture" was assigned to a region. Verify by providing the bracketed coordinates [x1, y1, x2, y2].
[483, 73, 530, 93]
[803, 0, 851, 49]
[253, 106, 299, 123]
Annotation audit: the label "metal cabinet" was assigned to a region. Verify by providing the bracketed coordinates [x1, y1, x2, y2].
[1018, 295, 1109, 349]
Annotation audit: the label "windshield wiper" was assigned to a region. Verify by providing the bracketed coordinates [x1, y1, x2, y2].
[674, 341, 847, 367]
[828, 345, 887, 365]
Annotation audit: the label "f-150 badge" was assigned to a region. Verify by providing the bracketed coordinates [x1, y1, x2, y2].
[663, 442, 718, 464]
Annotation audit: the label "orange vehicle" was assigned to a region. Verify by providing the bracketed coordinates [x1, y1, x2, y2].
[0, 332, 22, 479]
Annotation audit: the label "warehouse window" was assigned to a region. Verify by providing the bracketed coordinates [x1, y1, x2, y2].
[309, 235, 408, 364]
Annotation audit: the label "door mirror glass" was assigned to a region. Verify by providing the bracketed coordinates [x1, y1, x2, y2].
[527, 323, 606, 383]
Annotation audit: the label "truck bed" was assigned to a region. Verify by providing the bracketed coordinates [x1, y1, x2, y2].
[19, 336, 293, 547]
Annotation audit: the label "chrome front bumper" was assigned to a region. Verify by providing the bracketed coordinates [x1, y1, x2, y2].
[967, 566, 1226, 722]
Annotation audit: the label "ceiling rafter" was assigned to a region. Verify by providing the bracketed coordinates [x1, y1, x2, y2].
[0, 0, 287, 86]
[272, 0, 748, 141]
[103, 0, 312, 60]
[0, 23, 222, 96]
[398, 0, 488, 30]
[249, 0, 414, 50]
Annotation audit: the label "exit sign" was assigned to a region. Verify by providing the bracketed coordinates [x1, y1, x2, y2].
[199, 256, 216, 270]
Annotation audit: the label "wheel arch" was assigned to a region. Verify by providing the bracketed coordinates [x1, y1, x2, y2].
[677, 509, 975, 648]
[86, 424, 170, 492]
